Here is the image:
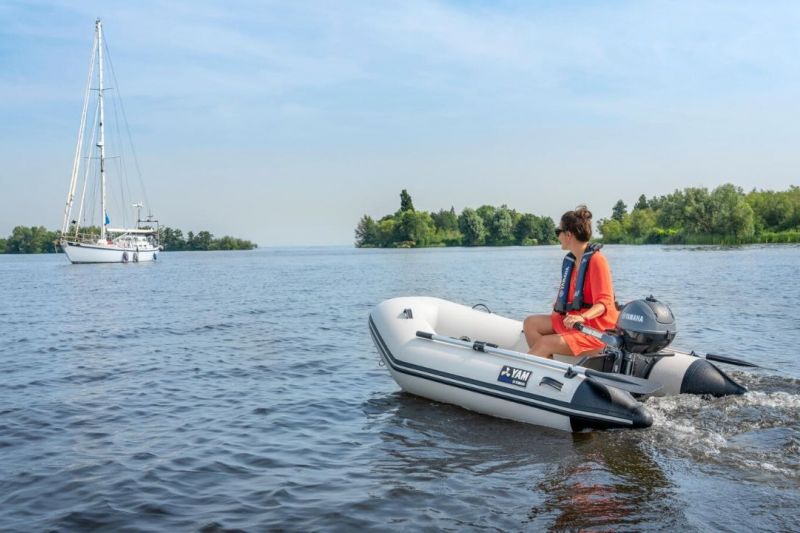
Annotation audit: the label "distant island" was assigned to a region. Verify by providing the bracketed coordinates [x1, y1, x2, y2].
[0, 226, 256, 254]
[600, 184, 800, 245]
[356, 184, 800, 248]
[355, 190, 557, 248]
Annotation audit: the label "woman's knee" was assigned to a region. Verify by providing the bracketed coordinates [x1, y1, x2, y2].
[526, 315, 552, 334]
[523, 315, 536, 332]
[523, 316, 539, 345]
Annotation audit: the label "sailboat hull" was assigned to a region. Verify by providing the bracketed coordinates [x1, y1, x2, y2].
[61, 241, 158, 264]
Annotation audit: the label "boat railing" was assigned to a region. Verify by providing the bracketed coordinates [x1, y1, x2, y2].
[62, 232, 104, 244]
[62, 232, 158, 244]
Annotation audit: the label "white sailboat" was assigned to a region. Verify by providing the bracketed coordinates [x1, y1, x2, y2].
[60, 19, 160, 264]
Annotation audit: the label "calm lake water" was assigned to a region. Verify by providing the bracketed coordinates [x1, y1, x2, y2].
[1, 245, 798, 531]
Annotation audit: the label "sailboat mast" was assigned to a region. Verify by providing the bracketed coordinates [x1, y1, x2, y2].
[61, 24, 97, 237]
[97, 18, 107, 242]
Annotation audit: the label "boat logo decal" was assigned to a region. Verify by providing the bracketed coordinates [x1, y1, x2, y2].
[498, 365, 531, 388]
[621, 312, 644, 323]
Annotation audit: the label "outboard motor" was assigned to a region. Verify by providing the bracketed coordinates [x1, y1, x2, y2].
[616, 296, 677, 354]
[583, 296, 746, 397]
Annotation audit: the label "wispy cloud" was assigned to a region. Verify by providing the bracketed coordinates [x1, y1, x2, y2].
[2, 0, 799, 243]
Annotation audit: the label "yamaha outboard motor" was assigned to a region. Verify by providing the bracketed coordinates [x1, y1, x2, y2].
[613, 296, 746, 396]
[616, 296, 677, 354]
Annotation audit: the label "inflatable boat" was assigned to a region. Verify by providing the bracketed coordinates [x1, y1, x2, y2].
[369, 297, 747, 432]
[369, 297, 656, 432]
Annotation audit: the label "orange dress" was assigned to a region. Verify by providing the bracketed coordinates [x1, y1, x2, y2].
[550, 252, 619, 355]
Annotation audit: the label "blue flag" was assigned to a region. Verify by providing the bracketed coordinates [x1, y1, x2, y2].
[105, 212, 110, 225]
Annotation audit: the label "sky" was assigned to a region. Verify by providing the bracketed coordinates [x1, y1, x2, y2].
[1, 0, 799, 245]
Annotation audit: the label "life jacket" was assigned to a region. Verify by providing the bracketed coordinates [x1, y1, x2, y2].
[553, 243, 603, 314]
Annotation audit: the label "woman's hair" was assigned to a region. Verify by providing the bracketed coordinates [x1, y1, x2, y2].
[560, 205, 593, 242]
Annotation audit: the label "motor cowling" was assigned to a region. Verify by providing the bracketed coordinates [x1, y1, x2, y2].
[616, 296, 677, 354]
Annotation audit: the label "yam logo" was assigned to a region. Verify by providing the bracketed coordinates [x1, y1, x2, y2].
[498, 365, 532, 387]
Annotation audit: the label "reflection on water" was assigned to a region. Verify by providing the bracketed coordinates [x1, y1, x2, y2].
[364, 391, 686, 530]
[364, 392, 576, 470]
[529, 434, 683, 530]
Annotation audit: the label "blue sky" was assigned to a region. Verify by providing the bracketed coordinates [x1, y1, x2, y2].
[2, 0, 799, 245]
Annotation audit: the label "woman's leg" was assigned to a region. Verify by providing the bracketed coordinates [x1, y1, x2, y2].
[523, 314, 555, 353]
[529, 335, 605, 359]
[528, 333, 576, 359]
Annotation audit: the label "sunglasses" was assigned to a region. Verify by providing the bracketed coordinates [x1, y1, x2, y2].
[555, 228, 565, 236]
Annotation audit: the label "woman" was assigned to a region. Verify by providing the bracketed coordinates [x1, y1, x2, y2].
[523, 205, 619, 358]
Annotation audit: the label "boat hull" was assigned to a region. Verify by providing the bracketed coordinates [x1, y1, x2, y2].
[369, 297, 652, 432]
[61, 241, 159, 264]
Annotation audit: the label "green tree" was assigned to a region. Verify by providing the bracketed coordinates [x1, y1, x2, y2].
[476, 205, 496, 226]
[212, 235, 255, 250]
[683, 187, 715, 234]
[458, 208, 486, 246]
[655, 190, 686, 229]
[513, 213, 539, 244]
[647, 194, 667, 212]
[431, 207, 458, 232]
[709, 184, 754, 238]
[376, 217, 396, 247]
[612, 200, 628, 222]
[160, 227, 186, 251]
[5, 226, 58, 253]
[4, 227, 29, 253]
[214, 236, 232, 250]
[746, 189, 795, 232]
[0, 238, 5, 253]
[355, 215, 378, 247]
[625, 209, 657, 239]
[194, 231, 213, 250]
[394, 210, 434, 246]
[488, 206, 514, 245]
[789, 186, 800, 228]
[536, 217, 558, 245]
[400, 189, 415, 212]
[430, 207, 461, 245]
[634, 194, 649, 210]
[512, 214, 556, 245]
[598, 218, 625, 243]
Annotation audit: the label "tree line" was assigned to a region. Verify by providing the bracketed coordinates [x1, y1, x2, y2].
[355, 190, 557, 247]
[599, 184, 800, 244]
[159, 227, 256, 251]
[0, 226, 256, 253]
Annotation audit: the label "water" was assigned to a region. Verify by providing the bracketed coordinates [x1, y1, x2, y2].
[0, 245, 798, 531]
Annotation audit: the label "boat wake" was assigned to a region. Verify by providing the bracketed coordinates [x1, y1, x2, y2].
[643, 371, 800, 482]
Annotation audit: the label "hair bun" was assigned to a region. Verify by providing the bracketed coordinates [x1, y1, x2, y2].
[575, 205, 592, 220]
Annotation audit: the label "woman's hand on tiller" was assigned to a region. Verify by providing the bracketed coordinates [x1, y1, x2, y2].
[563, 314, 586, 329]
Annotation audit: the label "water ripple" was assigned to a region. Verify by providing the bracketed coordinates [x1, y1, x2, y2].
[1, 247, 799, 530]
